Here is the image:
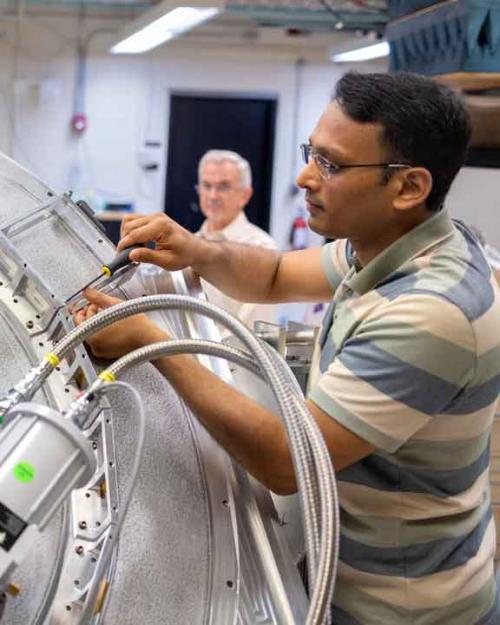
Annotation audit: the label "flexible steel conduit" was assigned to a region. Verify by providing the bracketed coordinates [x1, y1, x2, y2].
[24, 294, 324, 576]
[17, 295, 338, 624]
[261, 344, 337, 624]
[101, 338, 339, 625]
[93, 336, 326, 588]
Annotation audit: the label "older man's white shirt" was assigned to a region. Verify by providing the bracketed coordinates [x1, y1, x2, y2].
[197, 212, 277, 329]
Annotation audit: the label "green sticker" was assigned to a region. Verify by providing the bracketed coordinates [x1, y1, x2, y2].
[13, 462, 36, 483]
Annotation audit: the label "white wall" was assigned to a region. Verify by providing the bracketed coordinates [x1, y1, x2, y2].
[0, 12, 387, 250]
[446, 167, 500, 248]
[0, 12, 498, 253]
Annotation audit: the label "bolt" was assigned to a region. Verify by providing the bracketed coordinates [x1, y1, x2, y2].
[92, 441, 98, 450]
[26, 320, 34, 329]
[75, 545, 84, 555]
[79, 521, 87, 530]
[6, 583, 20, 597]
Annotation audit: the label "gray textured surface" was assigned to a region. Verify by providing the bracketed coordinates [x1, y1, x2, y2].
[0, 177, 41, 227]
[0, 313, 34, 389]
[10, 216, 101, 298]
[2, 509, 65, 625]
[102, 365, 211, 625]
[0, 164, 234, 625]
[2, 217, 214, 624]
[0, 312, 65, 625]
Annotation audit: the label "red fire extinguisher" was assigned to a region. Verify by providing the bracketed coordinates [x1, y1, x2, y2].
[289, 210, 309, 250]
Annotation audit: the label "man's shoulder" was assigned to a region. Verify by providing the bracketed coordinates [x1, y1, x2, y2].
[379, 224, 499, 324]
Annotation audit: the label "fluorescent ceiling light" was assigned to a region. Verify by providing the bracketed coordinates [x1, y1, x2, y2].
[111, 6, 221, 54]
[331, 41, 390, 63]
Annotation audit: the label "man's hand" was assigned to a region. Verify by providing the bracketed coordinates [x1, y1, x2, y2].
[117, 213, 207, 272]
[73, 288, 168, 359]
[117, 212, 333, 306]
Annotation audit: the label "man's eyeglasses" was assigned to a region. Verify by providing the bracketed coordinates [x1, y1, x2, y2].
[300, 144, 411, 180]
[195, 182, 240, 195]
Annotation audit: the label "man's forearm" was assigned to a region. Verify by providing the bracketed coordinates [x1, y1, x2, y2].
[152, 347, 297, 495]
[192, 238, 282, 303]
[119, 213, 332, 304]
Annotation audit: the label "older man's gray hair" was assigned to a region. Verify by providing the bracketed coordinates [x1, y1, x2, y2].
[198, 150, 252, 188]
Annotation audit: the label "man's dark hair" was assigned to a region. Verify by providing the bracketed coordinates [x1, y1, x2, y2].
[334, 72, 471, 212]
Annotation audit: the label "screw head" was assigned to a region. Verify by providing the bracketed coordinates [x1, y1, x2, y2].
[26, 320, 34, 329]
[75, 545, 84, 555]
[79, 521, 87, 530]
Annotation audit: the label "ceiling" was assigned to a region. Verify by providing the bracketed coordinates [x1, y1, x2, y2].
[0, 0, 390, 36]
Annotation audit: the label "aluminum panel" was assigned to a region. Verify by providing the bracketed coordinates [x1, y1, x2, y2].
[0, 151, 308, 625]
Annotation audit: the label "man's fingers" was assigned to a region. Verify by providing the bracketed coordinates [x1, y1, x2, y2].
[118, 215, 172, 251]
[119, 215, 153, 241]
[74, 309, 86, 326]
[120, 214, 148, 238]
[83, 288, 122, 308]
[86, 304, 98, 319]
[128, 247, 164, 264]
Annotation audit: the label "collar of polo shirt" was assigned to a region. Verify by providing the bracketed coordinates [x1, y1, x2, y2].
[345, 210, 456, 296]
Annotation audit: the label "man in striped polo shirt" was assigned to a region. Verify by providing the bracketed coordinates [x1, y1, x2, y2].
[79, 72, 500, 624]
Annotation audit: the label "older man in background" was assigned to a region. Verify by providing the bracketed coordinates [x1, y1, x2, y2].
[196, 149, 276, 327]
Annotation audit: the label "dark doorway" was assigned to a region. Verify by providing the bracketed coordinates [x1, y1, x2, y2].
[164, 92, 277, 233]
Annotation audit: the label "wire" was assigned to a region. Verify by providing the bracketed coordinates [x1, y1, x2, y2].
[316, 0, 342, 23]
[94, 380, 146, 548]
[77, 379, 146, 623]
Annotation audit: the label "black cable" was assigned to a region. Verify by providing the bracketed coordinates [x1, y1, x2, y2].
[316, 0, 342, 22]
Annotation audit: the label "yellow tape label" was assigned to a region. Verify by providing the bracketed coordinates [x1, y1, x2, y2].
[99, 370, 116, 383]
[44, 352, 60, 368]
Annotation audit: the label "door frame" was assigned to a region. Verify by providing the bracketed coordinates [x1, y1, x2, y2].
[164, 88, 279, 231]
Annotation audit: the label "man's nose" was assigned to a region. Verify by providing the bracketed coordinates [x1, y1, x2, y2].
[207, 185, 221, 198]
[296, 161, 320, 191]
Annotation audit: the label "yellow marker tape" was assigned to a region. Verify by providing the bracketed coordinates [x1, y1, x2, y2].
[101, 266, 112, 278]
[44, 352, 60, 368]
[99, 370, 116, 383]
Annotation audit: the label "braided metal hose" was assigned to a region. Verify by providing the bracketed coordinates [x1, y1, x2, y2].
[262, 345, 338, 624]
[105, 339, 262, 379]
[20, 294, 338, 624]
[34, 295, 323, 577]
[97, 338, 339, 624]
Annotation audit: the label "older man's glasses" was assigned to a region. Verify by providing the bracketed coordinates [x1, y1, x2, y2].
[195, 182, 240, 195]
[300, 144, 411, 180]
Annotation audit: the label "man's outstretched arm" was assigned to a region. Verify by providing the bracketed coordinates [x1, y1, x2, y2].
[76, 290, 374, 494]
[118, 213, 333, 304]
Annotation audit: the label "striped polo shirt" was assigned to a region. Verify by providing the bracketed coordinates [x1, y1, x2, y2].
[309, 210, 500, 625]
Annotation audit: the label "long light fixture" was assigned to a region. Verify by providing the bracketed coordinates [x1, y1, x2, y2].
[331, 41, 390, 63]
[111, 0, 222, 55]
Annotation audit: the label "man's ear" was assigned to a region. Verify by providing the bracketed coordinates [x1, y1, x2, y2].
[241, 186, 253, 207]
[392, 167, 433, 212]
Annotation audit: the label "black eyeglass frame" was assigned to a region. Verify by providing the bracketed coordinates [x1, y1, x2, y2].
[300, 143, 411, 179]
